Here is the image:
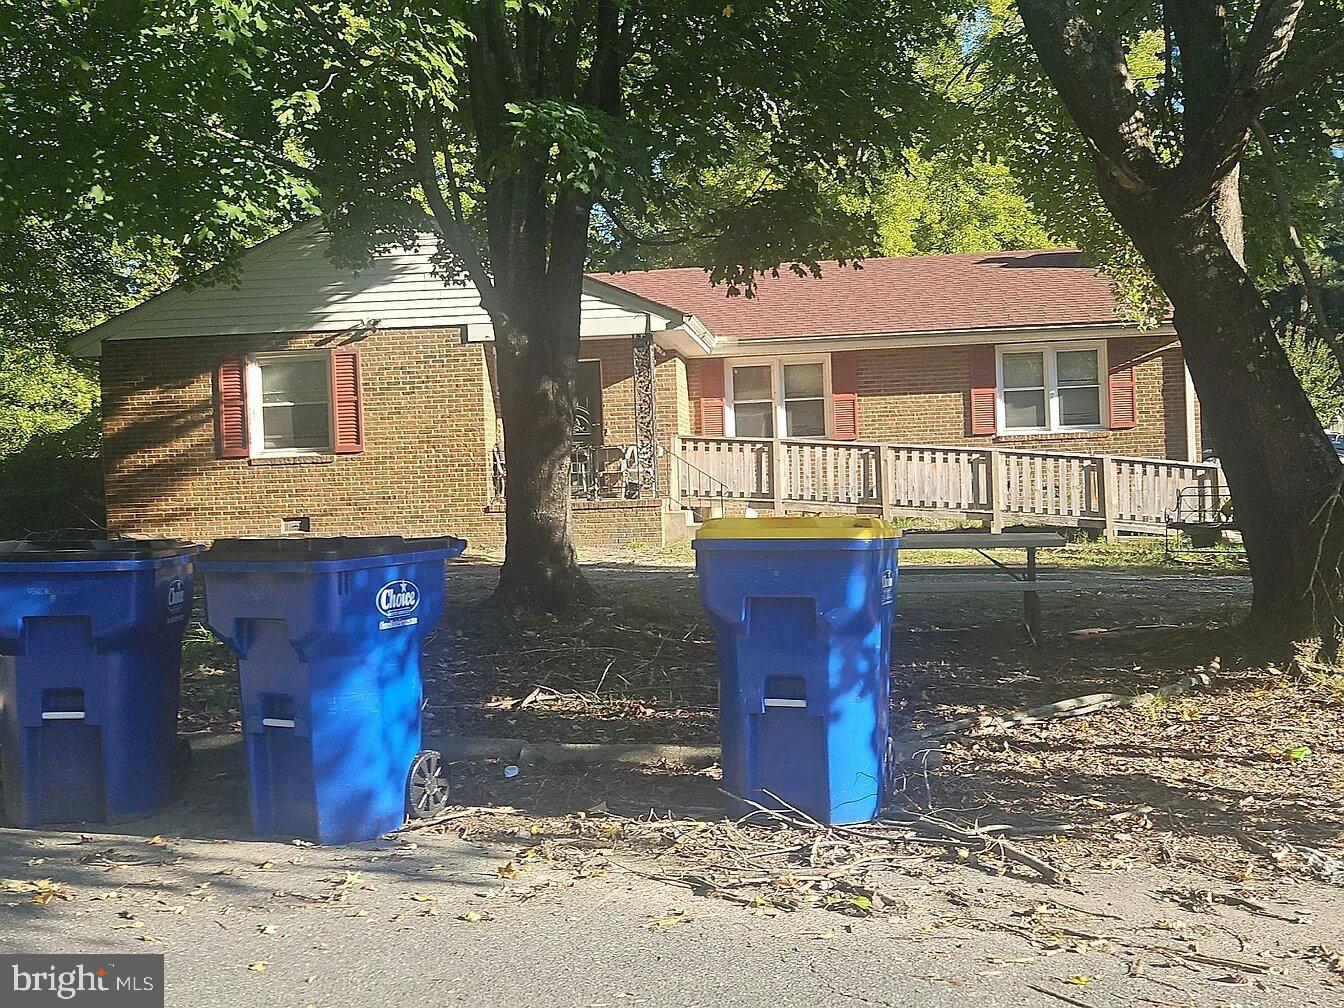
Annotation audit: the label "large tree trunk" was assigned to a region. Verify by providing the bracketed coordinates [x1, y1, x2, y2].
[491, 287, 590, 612]
[1100, 174, 1344, 646]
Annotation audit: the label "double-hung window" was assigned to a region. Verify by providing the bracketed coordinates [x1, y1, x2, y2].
[997, 343, 1104, 433]
[725, 358, 830, 439]
[729, 364, 775, 437]
[248, 353, 333, 453]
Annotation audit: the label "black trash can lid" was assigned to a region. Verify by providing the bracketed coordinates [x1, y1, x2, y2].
[0, 539, 200, 561]
[200, 535, 467, 562]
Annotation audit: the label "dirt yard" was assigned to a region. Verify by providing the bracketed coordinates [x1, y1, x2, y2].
[12, 549, 1344, 1005]
[178, 549, 1344, 885]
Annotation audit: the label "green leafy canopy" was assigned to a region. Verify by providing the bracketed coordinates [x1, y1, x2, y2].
[1, 1, 960, 290]
[947, 0, 1344, 324]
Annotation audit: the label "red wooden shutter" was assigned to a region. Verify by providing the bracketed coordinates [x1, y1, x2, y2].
[968, 346, 998, 436]
[1107, 340, 1138, 430]
[214, 357, 249, 458]
[830, 351, 859, 440]
[330, 348, 364, 453]
[696, 360, 725, 437]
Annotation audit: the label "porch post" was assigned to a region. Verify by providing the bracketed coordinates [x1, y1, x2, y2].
[632, 318, 659, 496]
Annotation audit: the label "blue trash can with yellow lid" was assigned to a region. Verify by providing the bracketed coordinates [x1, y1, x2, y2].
[693, 517, 899, 825]
[0, 539, 198, 827]
[198, 535, 465, 844]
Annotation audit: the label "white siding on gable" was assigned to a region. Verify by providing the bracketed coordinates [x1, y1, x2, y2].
[70, 223, 682, 356]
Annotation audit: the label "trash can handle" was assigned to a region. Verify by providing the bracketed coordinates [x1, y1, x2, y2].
[261, 717, 296, 729]
[40, 688, 86, 721]
[708, 596, 856, 634]
[762, 697, 807, 709]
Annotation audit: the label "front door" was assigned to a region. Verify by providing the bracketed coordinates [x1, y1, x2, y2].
[574, 361, 604, 447]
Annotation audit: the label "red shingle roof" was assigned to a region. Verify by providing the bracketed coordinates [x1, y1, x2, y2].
[589, 250, 1128, 341]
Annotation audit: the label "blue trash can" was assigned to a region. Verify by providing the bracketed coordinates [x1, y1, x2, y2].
[0, 539, 198, 827]
[694, 517, 900, 825]
[198, 536, 466, 844]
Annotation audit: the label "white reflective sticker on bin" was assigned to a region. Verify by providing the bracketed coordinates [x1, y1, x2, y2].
[377, 579, 421, 631]
[881, 569, 895, 607]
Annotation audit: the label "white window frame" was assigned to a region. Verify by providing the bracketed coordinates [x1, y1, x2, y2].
[995, 341, 1108, 435]
[723, 355, 833, 440]
[246, 351, 334, 457]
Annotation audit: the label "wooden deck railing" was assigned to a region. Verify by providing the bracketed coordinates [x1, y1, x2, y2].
[671, 435, 1224, 537]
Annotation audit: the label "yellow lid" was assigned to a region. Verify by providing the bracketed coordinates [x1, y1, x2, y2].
[695, 516, 900, 541]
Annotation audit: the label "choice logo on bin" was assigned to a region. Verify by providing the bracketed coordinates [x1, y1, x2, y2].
[377, 580, 420, 630]
[165, 579, 186, 621]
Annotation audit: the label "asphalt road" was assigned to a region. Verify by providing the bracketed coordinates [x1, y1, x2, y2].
[11, 819, 1343, 1008]
[3, 741, 1341, 1008]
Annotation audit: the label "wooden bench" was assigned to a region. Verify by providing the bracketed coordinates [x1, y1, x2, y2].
[897, 531, 1069, 642]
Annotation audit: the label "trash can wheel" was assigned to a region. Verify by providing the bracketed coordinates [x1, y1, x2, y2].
[406, 750, 449, 819]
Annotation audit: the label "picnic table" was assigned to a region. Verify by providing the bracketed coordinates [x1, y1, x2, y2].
[897, 531, 1068, 642]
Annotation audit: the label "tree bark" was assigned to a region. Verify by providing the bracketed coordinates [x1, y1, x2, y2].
[489, 191, 597, 613]
[1097, 174, 1344, 644]
[1015, 0, 1344, 650]
[492, 299, 590, 612]
[444, 4, 628, 614]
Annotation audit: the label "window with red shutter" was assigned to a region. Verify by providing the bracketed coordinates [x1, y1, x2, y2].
[215, 357, 249, 458]
[329, 348, 364, 453]
[830, 351, 859, 440]
[968, 346, 997, 436]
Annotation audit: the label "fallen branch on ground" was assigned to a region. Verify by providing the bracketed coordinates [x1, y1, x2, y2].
[916, 663, 1219, 741]
[872, 810, 1070, 885]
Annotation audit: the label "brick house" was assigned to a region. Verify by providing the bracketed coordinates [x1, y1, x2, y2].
[70, 223, 1199, 551]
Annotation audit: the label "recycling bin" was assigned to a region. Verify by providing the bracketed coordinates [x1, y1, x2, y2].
[197, 536, 466, 844]
[0, 539, 198, 827]
[693, 517, 900, 825]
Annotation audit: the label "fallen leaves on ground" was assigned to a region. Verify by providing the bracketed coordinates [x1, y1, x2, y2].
[2, 878, 72, 906]
[643, 915, 690, 932]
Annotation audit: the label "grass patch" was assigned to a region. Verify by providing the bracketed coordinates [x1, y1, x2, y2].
[179, 623, 240, 732]
[607, 528, 1246, 573]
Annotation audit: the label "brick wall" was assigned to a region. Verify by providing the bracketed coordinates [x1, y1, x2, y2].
[480, 498, 669, 556]
[103, 329, 678, 554]
[685, 338, 1196, 459]
[581, 339, 637, 445]
[102, 327, 503, 547]
[855, 337, 1192, 457]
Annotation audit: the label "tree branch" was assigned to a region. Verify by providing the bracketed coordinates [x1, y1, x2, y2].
[411, 103, 503, 317]
[1238, 0, 1307, 95]
[595, 199, 724, 248]
[1251, 116, 1344, 375]
[581, 0, 628, 115]
[1167, 0, 1316, 203]
[552, 0, 593, 98]
[467, 2, 525, 101]
[1261, 36, 1344, 106]
[1165, 1, 1233, 140]
[1016, 0, 1165, 194]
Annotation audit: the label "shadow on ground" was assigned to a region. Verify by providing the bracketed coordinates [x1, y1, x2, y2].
[14, 555, 1339, 897]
